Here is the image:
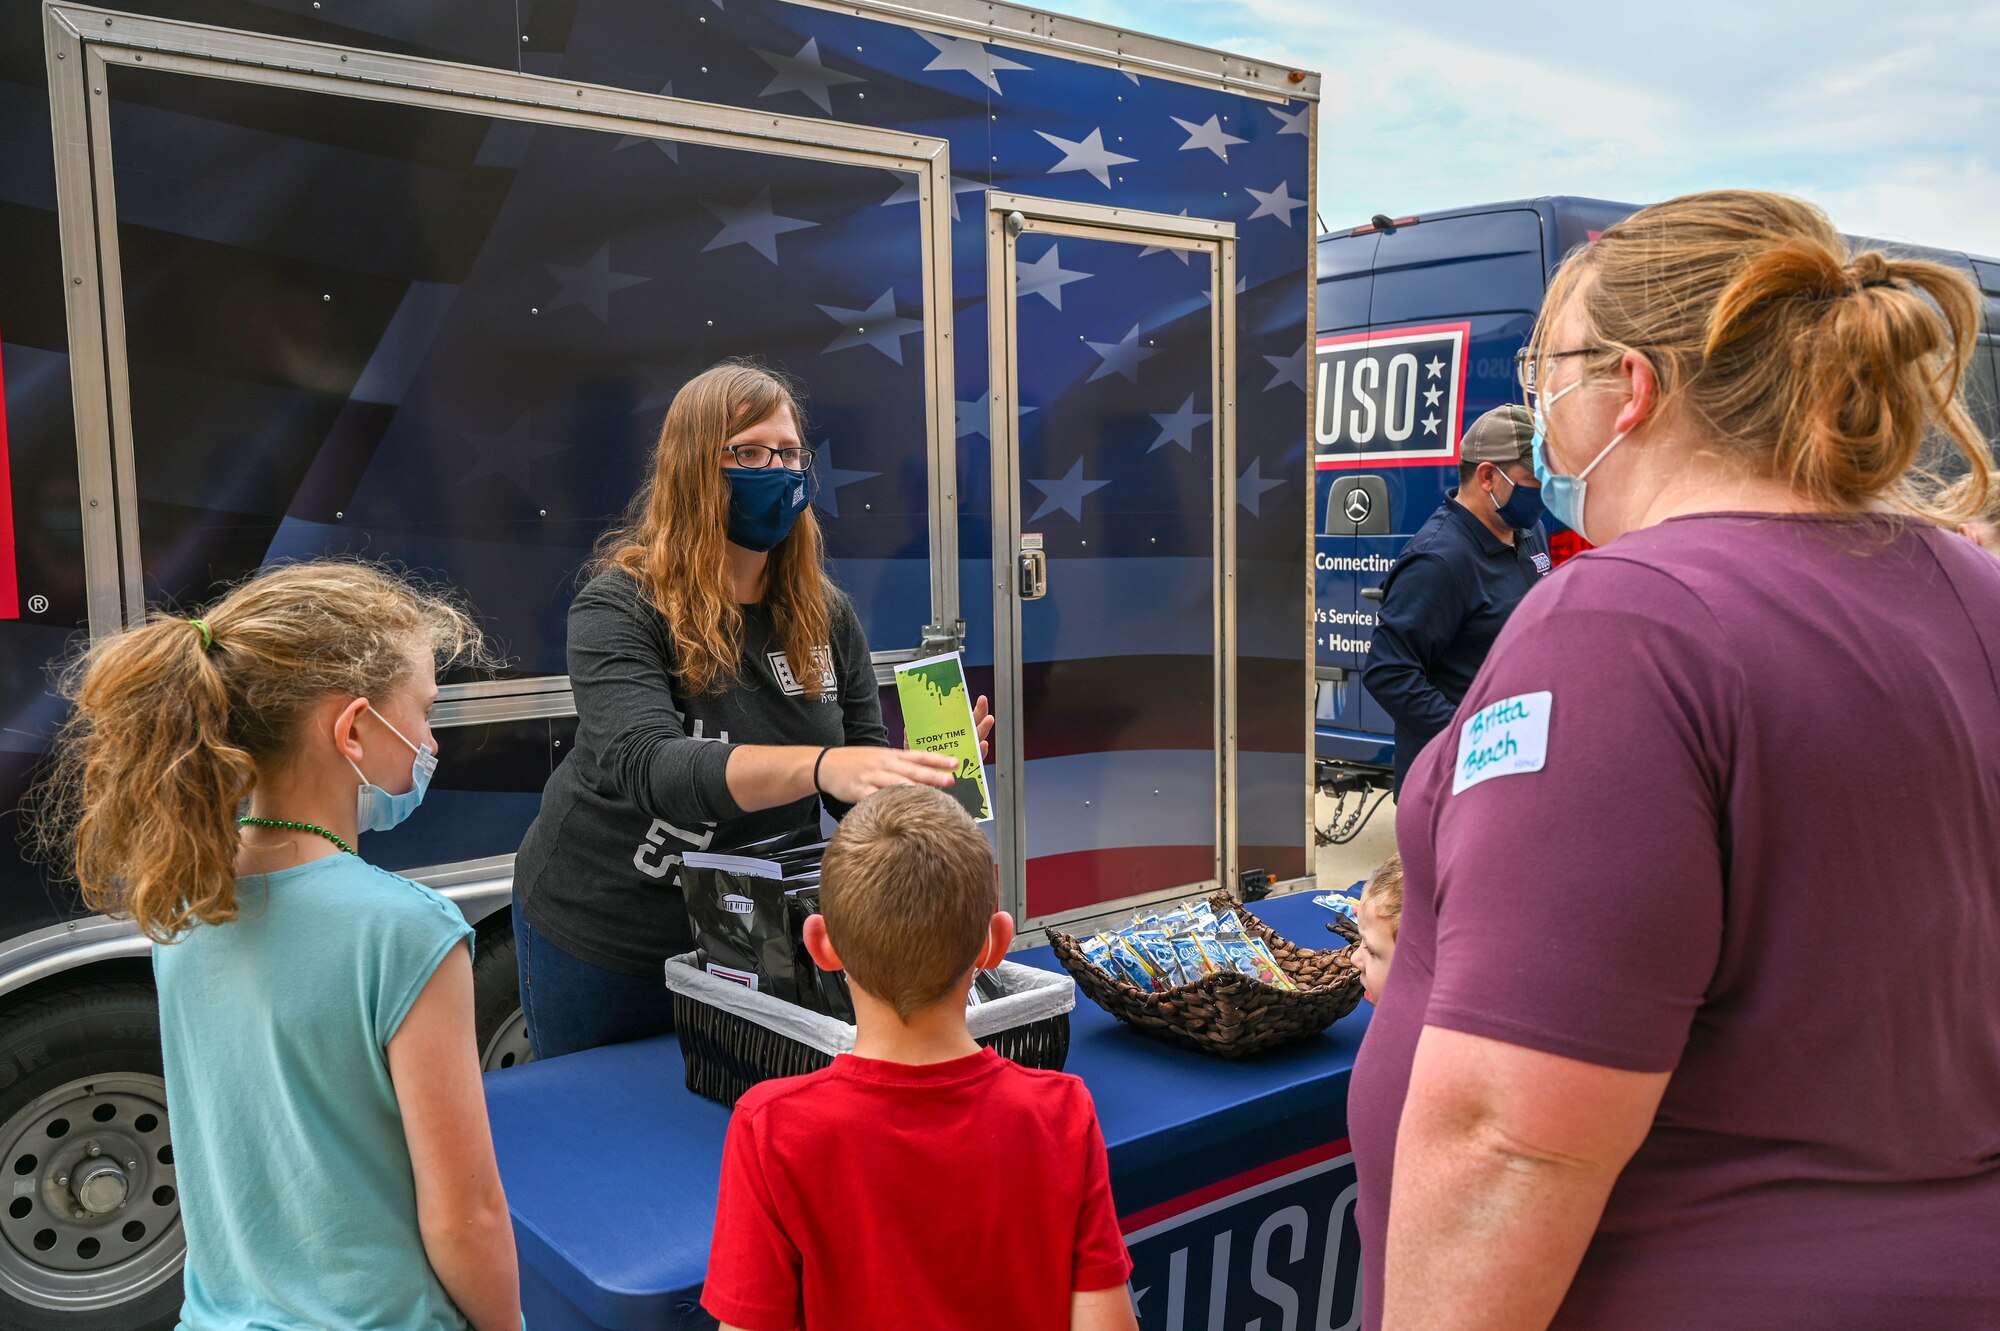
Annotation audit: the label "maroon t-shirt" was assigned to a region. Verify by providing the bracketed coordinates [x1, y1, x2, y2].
[703, 1048, 1131, 1331]
[1351, 513, 2000, 1330]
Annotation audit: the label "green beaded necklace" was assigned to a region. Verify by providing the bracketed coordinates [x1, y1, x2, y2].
[238, 816, 355, 857]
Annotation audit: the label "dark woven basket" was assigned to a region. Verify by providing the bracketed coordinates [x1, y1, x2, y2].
[671, 988, 1072, 1108]
[1047, 893, 1364, 1059]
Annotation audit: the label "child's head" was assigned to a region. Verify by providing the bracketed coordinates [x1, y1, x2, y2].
[37, 560, 484, 942]
[809, 786, 1011, 1022]
[1356, 854, 1403, 1003]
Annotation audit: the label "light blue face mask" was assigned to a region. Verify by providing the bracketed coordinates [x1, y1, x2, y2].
[1530, 379, 1629, 544]
[349, 707, 436, 834]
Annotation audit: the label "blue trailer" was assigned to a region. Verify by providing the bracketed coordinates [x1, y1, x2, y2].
[1311, 196, 2000, 822]
[0, 3, 1317, 1322]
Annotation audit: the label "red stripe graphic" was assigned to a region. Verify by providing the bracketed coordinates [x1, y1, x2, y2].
[0, 328, 17, 620]
[1119, 1137, 1353, 1235]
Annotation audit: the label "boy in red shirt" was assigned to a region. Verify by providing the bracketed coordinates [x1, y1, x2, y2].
[702, 786, 1137, 1331]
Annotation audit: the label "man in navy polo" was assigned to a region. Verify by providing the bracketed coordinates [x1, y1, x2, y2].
[1363, 405, 1551, 794]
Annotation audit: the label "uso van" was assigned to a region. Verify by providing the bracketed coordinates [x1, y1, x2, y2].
[1311, 196, 2000, 812]
[0, 2, 1317, 1323]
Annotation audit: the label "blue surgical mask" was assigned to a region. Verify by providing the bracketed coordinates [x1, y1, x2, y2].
[724, 466, 815, 552]
[349, 707, 435, 834]
[1491, 469, 1546, 531]
[1529, 380, 1628, 543]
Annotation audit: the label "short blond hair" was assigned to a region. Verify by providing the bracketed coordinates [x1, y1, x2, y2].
[821, 786, 996, 1020]
[1360, 854, 1403, 932]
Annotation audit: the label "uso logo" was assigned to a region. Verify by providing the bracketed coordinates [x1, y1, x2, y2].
[1314, 321, 1470, 468]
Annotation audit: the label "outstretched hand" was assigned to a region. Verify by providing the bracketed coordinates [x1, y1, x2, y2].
[974, 695, 995, 763]
[816, 745, 955, 804]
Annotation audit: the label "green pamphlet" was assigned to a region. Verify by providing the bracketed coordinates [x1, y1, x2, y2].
[892, 651, 992, 823]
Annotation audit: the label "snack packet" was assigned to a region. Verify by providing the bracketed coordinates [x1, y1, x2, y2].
[1193, 934, 1233, 977]
[1246, 936, 1296, 990]
[1108, 933, 1164, 991]
[1216, 931, 1293, 989]
[1170, 933, 1213, 980]
[1131, 930, 1186, 987]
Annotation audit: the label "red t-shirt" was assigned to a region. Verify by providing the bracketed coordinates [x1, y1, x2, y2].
[702, 1048, 1132, 1331]
[1352, 513, 2000, 1329]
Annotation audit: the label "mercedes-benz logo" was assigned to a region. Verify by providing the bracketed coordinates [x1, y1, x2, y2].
[1343, 488, 1373, 523]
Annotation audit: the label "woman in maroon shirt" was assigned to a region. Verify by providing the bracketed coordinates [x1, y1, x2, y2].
[1350, 190, 2000, 1331]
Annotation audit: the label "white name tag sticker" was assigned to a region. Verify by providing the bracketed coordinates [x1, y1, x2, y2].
[1452, 691, 1552, 795]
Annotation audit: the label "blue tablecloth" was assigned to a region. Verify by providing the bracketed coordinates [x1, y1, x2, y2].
[485, 890, 1370, 1331]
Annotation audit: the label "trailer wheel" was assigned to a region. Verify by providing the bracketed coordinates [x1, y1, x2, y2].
[473, 921, 533, 1072]
[0, 982, 182, 1331]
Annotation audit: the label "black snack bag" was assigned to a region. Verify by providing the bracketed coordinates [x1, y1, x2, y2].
[784, 887, 856, 1023]
[682, 837, 827, 1003]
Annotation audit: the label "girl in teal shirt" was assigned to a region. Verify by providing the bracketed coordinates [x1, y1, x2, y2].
[39, 561, 520, 1331]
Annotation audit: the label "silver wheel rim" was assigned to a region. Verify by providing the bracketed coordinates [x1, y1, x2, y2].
[0, 1074, 183, 1312]
[480, 1007, 534, 1072]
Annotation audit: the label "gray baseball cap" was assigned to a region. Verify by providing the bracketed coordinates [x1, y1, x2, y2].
[1460, 404, 1535, 465]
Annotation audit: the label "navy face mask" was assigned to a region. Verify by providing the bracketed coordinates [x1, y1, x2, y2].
[723, 466, 815, 552]
[1491, 468, 1546, 530]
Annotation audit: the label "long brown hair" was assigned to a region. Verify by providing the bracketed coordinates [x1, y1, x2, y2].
[1529, 189, 1990, 522]
[35, 561, 486, 942]
[597, 360, 833, 697]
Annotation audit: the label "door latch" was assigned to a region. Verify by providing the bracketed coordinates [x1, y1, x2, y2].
[1018, 548, 1047, 600]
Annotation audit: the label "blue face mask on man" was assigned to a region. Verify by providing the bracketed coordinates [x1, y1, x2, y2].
[1490, 467, 1546, 531]
[349, 707, 436, 834]
[724, 466, 815, 552]
[1530, 379, 1629, 543]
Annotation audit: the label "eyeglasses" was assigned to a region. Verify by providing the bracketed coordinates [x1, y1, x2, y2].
[723, 442, 815, 471]
[1514, 346, 1610, 400]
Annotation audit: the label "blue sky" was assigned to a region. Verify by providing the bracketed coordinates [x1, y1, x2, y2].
[1059, 0, 2000, 257]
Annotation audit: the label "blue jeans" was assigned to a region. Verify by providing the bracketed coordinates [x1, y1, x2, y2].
[513, 897, 677, 1059]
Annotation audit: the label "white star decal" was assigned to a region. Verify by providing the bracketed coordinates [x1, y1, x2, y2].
[1035, 127, 1136, 188]
[1263, 341, 1307, 393]
[544, 243, 648, 323]
[1025, 458, 1110, 522]
[808, 438, 880, 518]
[1085, 324, 1162, 384]
[1269, 103, 1310, 136]
[1422, 413, 1441, 435]
[817, 289, 923, 364]
[753, 38, 864, 114]
[955, 391, 1035, 439]
[1425, 356, 1446, 378]
[1246, 179, 1306, 228]
[1140, 210, 1193, 265]
[1237, 456, 1286, 516]
[1148, 395, 1212, 453]
[879, 170, 984, 222]
[702, 186, 817, 264]
[1016, 243, 1092, 310]
[462, 415, 564, 492]
[1172, 113, 1247, 163]
[918, 32, 1031, 94]
[1423, 385, 1444, 408]
[613, 83, 679, 161]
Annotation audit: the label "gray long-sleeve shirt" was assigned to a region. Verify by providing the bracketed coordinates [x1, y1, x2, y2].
[514, 568, 887, 974]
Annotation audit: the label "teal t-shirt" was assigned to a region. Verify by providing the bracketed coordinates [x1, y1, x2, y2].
[154, 854, 475, 1331]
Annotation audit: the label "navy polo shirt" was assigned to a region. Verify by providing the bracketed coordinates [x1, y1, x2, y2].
[1362, 491, 1550, 793]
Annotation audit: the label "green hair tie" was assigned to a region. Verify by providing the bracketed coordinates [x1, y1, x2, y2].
[188, 618, 213, 651]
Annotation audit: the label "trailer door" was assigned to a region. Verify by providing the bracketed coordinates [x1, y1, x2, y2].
[984, 193, 1237, 930]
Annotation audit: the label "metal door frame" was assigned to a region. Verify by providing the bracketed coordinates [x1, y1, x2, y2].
[43, 2, 962, 724]
[983, 190, 1238, 932]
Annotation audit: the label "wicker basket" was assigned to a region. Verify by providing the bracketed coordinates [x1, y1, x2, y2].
[1046, 893, 1364, 1059]
[665, 954, 1074, 1108]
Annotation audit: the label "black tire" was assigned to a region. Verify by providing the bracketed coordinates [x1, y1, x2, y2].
[472, 919, 533, 1072]
[0, 982, 182, 1331]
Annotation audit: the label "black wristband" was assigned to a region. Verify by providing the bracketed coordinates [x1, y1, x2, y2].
[812, 746, 831, 796]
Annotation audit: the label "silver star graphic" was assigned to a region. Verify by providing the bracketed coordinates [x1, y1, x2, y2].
[808, 438, 880, 518]
[753, 38, 864, 114]
[1035, 127, 1135, 189]
[462, 415, 565, 492]
[1246, 179, 1306, 228]
[544, 243, 649, 323]
[918, 32, 1031, 94]
[1140, 210, 1193, 265]
[1263, 341, 1307, 393]
[1425, 356, 1446, 378]
[955, 391, 1034, 439]
[880, 170, 984, 222]
[702, 186, 817, 264]
[1172, 113, 1247, 163]
[1148, 394, 1212, 453]
[818, 289, 922, 364]
[1025, 457, 1110, 522]
[1017, 242, 1092, 310]
[1423, 385, 1444, 408]
[1237, 456, 1286, 516]
[613, 83, 679, 160]
[1422, 413, 1442, 435]
[1086, 324, 1162, 384]
[1132, 1287, 1149, 1316]
[1269, 103, 1310, 136]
